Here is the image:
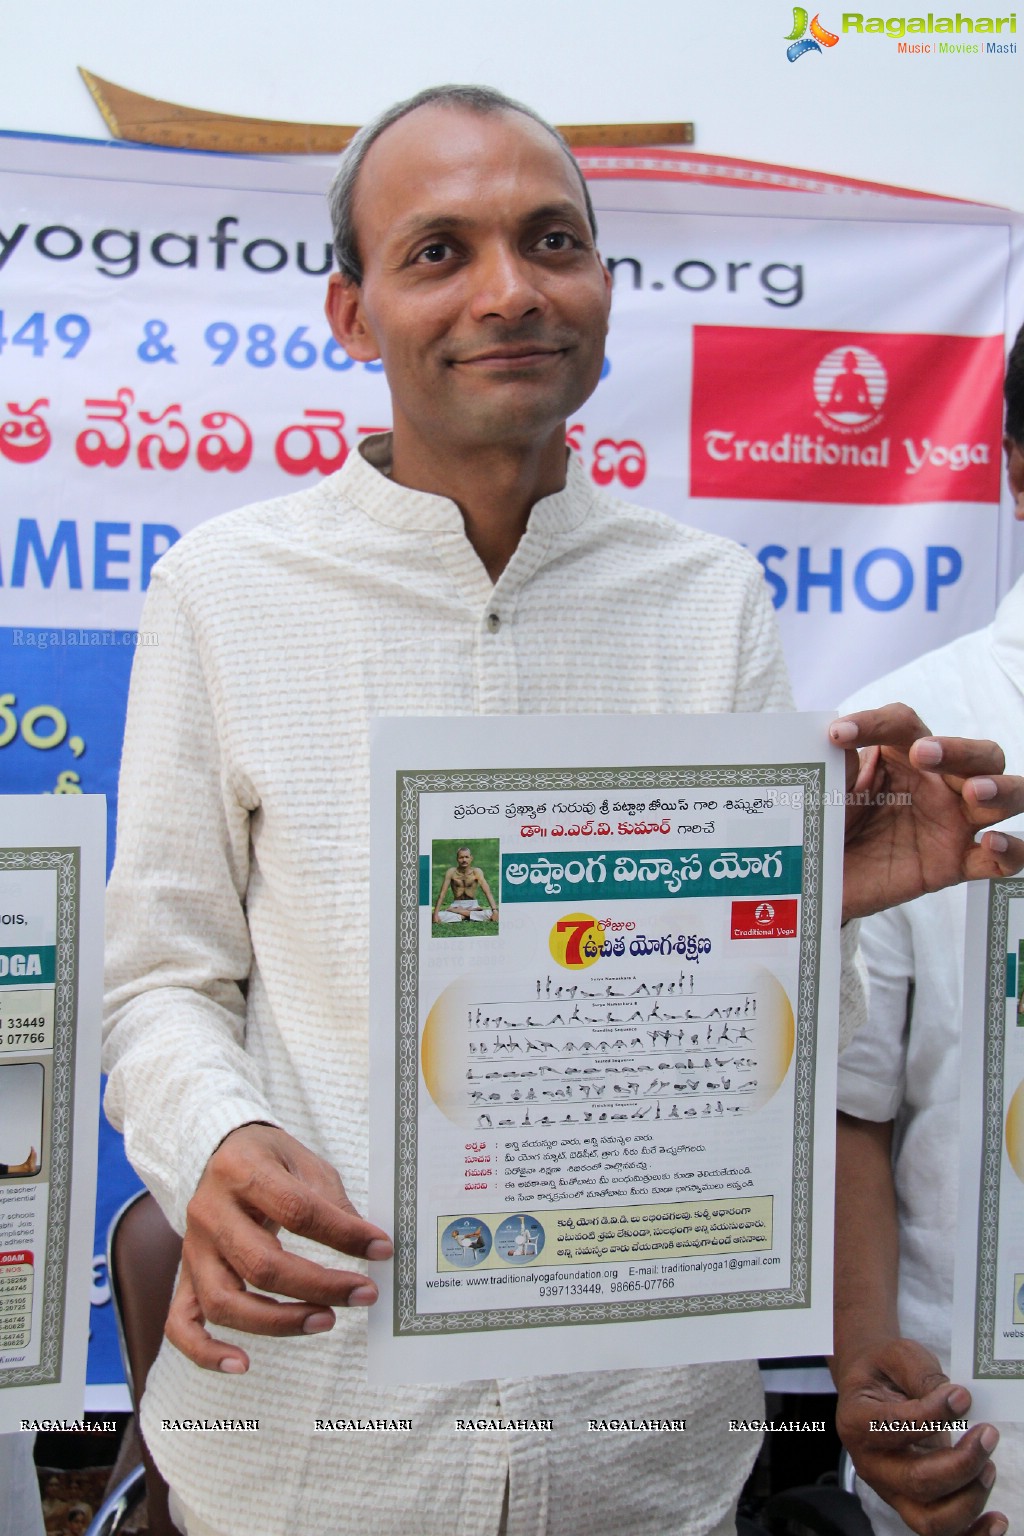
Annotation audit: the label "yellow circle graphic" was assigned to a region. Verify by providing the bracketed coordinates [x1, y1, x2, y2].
[1006, 1079, 1024, 1182]
[420, 963, 794, 1129]
[548, 912, 604, 970]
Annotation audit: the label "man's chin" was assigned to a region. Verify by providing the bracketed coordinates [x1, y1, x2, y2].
[446, 384, 598, 447]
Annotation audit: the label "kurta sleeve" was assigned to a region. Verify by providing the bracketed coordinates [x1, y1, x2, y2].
[732, 563, 795, 715]
[836, 904, 913, 1120]
[103, 567, 282, 1233]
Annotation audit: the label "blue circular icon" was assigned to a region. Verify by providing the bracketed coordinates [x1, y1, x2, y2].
[441, 1217, 492, 1266]
[495, 1214, 545, 1264]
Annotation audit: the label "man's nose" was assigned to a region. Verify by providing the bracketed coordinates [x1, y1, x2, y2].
[469, 244, 544, 321]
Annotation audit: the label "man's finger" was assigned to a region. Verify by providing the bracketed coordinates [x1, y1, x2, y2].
[891, 1458, 999, 1536]
[831, 704, 932, 756]
[165, 1255, 250, 1374]
[184, 1199, 384, 1308]
[963, 1511, 1009, 1536]
[191, 1160, 393, 1261]
[892, 1423, 998, 1498]
[907, 735, 1007, 781]
[962, 831, 1024, 880]
[959, 774, 1024, 826]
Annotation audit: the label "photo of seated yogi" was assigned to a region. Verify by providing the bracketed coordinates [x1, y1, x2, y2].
[0, 1062, 43, 1178]
[432, 841, 499, 927]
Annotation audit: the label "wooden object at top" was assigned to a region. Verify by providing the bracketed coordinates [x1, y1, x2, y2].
[79, 69, 693, 155]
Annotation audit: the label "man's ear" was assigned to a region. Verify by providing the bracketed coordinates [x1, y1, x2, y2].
[1004, 433, 1024, 512]
[598, 255, 612, 330]
[325, 271, 381, 362]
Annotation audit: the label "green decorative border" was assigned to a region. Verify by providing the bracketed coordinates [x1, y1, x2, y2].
[394, 765, 824, 1337]
[0, 848, 79, 1389]
[972, 879, 1024, 1380]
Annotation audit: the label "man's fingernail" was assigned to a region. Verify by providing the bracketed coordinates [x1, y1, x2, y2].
[347, 1287, 377, 1307]
[830, 720, 858, 744]
[980, 1460, 997, 1488]
[302, 1311, 336, 1333]
[947, 1386, 970, 1415]
[914, 739, 943, 766]
[366, 1239, 393, 1261]
[991, 1520, 1008, 1536]
[988, 831, 1009, 854]
[219, 1357, 248, 1373]
[972, 777, 999, 802]
[981, 1425, 1000, 1454]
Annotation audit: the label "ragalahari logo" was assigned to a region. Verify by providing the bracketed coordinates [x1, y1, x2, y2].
[786, 7, 841, 58]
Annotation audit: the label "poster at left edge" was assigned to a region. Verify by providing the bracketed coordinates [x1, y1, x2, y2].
[0, 794, 104, 1432]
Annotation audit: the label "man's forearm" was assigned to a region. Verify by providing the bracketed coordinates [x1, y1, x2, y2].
[831, 1117, 1005, 1530]
[832, 1111, 899, 1374]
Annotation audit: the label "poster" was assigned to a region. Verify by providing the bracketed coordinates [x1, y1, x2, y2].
[368, 712, 844, 1385]
[0, 794, 103, 1432]
[952, 878, 1024, 1420]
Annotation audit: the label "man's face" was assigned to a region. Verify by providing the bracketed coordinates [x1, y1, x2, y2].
[326, 105, 611, 458]
[457, 848, 473, 869]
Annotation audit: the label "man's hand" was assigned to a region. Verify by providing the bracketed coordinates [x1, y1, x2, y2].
[165, 1123, 393, 1374]
[834, 1338, 1007, 1536]
[831, 705, 1024, 922]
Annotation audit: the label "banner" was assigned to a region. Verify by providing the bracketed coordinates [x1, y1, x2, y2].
[0, 131, 1022, 1391]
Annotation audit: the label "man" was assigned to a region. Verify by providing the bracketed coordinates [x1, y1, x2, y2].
[104, 85, 1024, 1536]
[433, 846, 499, 923]
[831, 324, 1024, 1536]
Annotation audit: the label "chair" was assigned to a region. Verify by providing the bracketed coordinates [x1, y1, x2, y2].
[759, 1448, 873, 1536]
[85, 1190, 183, 1536]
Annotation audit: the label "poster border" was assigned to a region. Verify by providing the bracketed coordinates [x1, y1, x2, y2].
[972, 877, 1024, 1381]
[0, 846, 79, 1389]
[392, 762, 823, 1338]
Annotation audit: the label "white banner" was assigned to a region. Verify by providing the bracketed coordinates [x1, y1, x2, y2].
[0, 137, 1022, 704]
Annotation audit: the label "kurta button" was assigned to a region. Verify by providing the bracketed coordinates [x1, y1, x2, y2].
[486, 612, 501, 633]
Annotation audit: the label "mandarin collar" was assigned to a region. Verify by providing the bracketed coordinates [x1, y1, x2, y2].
[334, 431, 596, 537]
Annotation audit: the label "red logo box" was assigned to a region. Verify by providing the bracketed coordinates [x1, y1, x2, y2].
[690, 326, 1003, 505]
[731, 899, 798, 939]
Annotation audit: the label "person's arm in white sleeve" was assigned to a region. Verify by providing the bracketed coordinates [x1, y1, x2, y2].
[104, 569, 391, 1374]
[832, 908, 1006, 1536]
[103, 567, 276, 1229]
[731, 563, 794, 717]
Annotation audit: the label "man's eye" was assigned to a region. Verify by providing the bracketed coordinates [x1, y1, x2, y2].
[414, 243, 453, 265]
[536, 231, 579, 252]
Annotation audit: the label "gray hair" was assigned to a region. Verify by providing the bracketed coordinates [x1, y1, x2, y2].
[327, 84, 599, 284]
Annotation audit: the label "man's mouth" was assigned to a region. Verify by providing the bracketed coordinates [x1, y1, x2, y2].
[450, 343, 568, 368]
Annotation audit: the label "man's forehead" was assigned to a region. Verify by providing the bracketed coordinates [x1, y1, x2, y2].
[353, 103, 587, 237]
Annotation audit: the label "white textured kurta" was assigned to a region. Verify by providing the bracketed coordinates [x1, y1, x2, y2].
[104, 436, 856, 1536]
[838, 583, 1024, 1535]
